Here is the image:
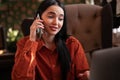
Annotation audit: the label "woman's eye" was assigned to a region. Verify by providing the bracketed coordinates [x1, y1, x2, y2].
[59, 18, 64, 21]
[48, 15, 54, 18]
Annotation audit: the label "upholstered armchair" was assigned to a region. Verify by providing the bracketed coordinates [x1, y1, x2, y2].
[65, 3, 113, 53]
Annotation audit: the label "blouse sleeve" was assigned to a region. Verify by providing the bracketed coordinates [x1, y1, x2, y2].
[72, 38, 89, 80]
[12, 37, 38, 80]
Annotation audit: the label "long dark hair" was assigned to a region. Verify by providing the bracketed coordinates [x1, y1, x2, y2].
[36, 0, 71, 79]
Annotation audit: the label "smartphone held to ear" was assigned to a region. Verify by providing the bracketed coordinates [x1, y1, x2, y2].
[36, 14, 43, 39]
[36, 28, 42, 39]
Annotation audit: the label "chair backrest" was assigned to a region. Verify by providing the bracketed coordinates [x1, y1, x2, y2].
[90, 47, 120, 80]
[65, 3, 113, 53]
[21, 18, 34, 36]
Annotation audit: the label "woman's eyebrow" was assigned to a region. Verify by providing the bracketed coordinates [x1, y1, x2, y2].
[48, 11, 55, 14]
[47, 11, 64, 16]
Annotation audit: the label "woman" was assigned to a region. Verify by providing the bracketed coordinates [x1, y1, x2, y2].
[12, 0, 89, 80]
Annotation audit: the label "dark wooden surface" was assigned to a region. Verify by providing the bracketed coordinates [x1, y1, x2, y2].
[0, 53, 15, 80]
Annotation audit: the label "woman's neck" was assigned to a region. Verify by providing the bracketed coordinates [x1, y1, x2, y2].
[42, 33, 56, 51]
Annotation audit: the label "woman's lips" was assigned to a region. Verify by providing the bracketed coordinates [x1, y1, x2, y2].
[49, 26, 58, 31]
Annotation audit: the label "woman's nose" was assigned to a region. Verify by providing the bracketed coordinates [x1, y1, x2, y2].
[53, 18, 58, 25]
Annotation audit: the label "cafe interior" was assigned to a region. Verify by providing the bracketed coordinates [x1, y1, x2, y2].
[0, 0, 120, 80]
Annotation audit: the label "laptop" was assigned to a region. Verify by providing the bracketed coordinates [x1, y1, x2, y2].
[90, 47, 120, 80]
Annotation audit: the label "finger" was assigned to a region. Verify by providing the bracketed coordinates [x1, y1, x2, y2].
[36, 18, 44, 21]
[36, 23, 44, 29]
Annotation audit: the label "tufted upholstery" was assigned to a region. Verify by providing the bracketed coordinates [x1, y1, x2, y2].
[65, 4, 113, 53]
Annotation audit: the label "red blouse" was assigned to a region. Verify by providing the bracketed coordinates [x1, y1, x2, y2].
[12, 36, 89, 80]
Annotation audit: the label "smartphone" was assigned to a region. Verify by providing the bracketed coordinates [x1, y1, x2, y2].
[36, 14, 42, 39]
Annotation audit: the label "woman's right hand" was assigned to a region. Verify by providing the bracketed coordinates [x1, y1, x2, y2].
[29, 18, 44, 41]
[78, 71, 90, 80]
